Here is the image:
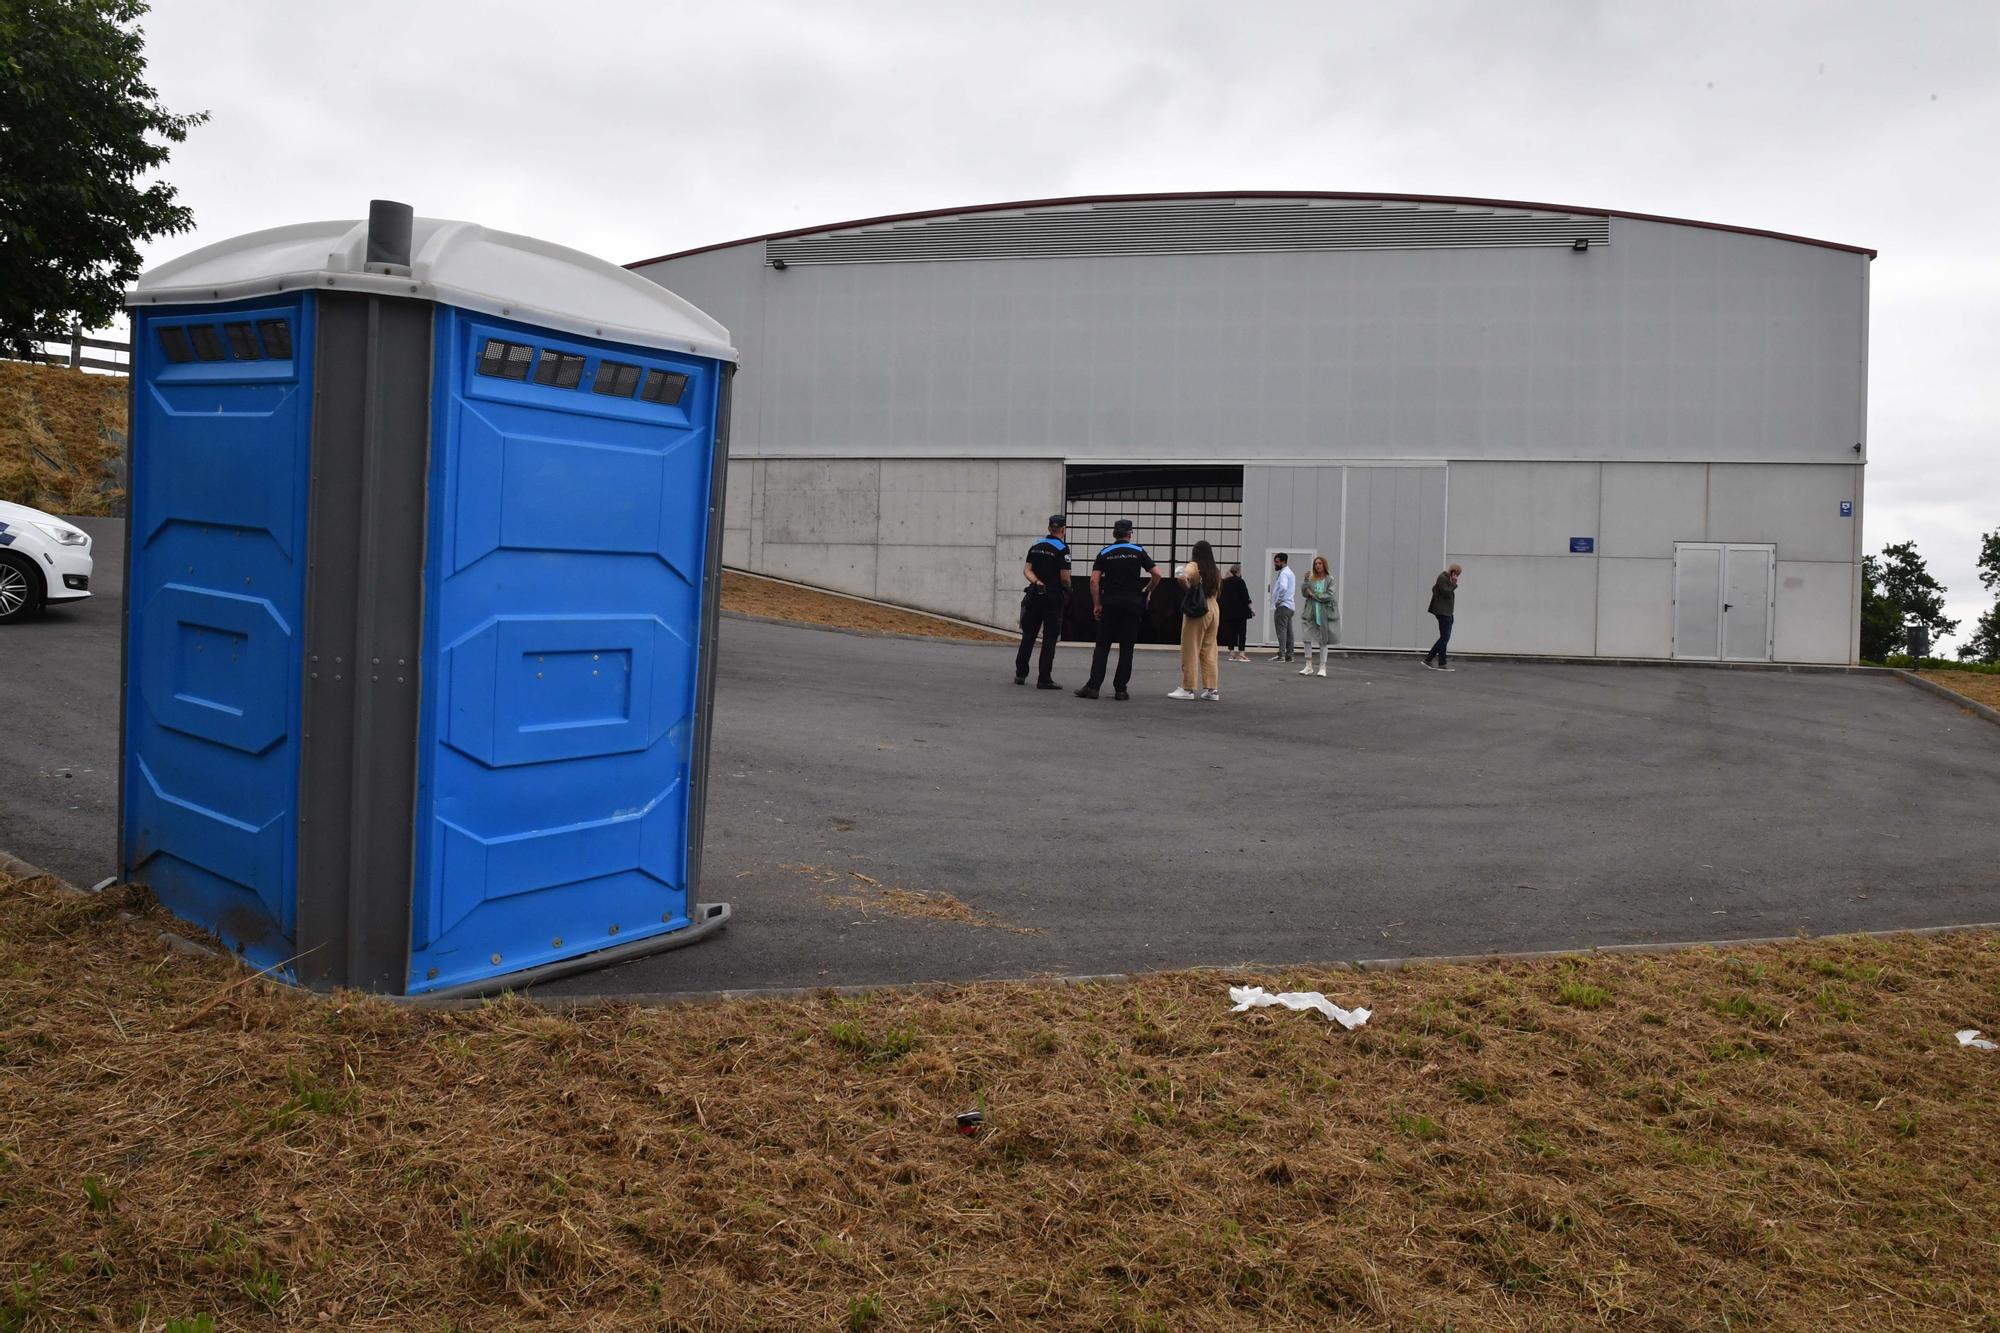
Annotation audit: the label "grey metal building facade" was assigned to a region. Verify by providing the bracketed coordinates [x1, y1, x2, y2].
[631, 193, 1871, 663]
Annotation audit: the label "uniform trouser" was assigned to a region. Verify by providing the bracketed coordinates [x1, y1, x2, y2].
[1084, 596, 1144, 691]
[1426, 613, 1454, 666]
[1273, 605, 1295, 659]
[1180, 604, 1220, 691]
[1303, 613, 1338, 666]
[1015, 589, 1067, 682]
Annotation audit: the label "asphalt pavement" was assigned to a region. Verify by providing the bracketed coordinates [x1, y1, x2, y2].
[4, 519, 1999, 995]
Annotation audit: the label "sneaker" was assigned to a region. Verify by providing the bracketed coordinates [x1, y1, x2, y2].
[1197, 688, 1220, 702]
[1422, 661, 1440, 671]
[1014, 674, 1027, 685]
[1437, 665, 1455, 672]
[1113, 688, 1129, 701]
[1316, 665, 1327, 678]
[1298, 664, 1313, 675]
[1074, 686, 1099, 699]
[1167, 687, 1197, 700]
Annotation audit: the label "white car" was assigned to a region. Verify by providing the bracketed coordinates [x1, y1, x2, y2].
[0, 500, 94, 623]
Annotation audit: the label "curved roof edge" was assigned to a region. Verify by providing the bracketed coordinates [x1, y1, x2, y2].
[135, 216, 737, 361]
[627, 191, 1875, 268]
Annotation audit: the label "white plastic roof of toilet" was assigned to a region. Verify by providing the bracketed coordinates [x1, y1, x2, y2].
[130, 216, 736, 362]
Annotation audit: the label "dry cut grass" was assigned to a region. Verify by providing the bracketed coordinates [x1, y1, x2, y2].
[723, 571, 1011, 643]
[2, 869, 1999, 1330]
[1919, 670, 2000, 712]
[0, 362, 126, 517]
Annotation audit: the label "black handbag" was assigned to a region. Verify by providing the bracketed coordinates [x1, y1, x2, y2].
[1181, 579, 1208, 617]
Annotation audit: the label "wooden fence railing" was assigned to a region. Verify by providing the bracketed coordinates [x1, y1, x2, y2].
[3, 327, 131, 374]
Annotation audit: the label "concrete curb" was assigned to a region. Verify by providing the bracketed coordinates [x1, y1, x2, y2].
[1896, 670, 2000, 729]
[1320, 650, 1891, 675]
[0, 850, 66, 886]
[491, 919, 2000, 1010]
[726, 603, 1892, 673]
[725, 611, 1903, 672]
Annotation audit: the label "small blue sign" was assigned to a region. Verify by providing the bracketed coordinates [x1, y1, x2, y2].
[1569, 537, 1594, 554]
[1839, 501, 1853, 518]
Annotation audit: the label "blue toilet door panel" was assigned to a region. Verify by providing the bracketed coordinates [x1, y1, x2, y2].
[409, 309, 718, 993]
[124, 298, 314, 970]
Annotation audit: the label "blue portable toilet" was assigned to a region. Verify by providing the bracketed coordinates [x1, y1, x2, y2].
[122, 201, 736, 996]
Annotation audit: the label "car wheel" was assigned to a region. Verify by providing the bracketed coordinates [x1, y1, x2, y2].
[0, 553, 44, 624]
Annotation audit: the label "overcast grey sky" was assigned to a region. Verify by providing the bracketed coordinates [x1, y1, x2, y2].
[134, 0, 1998, 640]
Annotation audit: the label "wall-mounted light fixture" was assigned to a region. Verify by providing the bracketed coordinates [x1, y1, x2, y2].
[770, 257, 788, 271]
[1570, 238, 1590, 252]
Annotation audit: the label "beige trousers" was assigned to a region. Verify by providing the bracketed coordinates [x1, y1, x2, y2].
[1180, 604, 1220, 691]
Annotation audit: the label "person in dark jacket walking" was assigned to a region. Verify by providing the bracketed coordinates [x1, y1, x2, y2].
[1423, 563, 1462, 671]
[1014, 514, 1072, 689]
[1218, 564, 1253, 662]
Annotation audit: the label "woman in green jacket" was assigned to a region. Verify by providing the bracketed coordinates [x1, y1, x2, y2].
[1298, 555, 1338, 678]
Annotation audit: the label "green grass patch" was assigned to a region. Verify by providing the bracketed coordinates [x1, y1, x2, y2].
[826, 1020, 919, 1062]
[1555, 976, 1610, 1009]
[1391, 1110, 1444, 1141]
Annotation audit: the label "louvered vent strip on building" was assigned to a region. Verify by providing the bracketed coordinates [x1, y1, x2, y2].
[765, 200, 1611, 266]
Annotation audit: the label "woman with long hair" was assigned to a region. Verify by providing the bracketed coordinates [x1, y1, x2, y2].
[1170, 540, 1224, 701]
[1298, 554, 1338, 677]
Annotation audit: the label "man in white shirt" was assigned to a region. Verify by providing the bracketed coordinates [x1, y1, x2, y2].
[1269, 552, 1297, 663]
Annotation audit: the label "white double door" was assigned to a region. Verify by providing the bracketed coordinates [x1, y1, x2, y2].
[1673, 543, 1774, 662]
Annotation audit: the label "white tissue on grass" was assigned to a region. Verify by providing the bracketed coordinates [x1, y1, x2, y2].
[1229, 985, 1371, 1030]
[1956, 1029, 1998, 1051]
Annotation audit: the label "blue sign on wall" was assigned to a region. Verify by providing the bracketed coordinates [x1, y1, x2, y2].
[1840, 501, 1853, 517]
[1570, 537, 1595, 553]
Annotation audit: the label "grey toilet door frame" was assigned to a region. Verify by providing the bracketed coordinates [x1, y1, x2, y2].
[1673, 542, 1775, 662]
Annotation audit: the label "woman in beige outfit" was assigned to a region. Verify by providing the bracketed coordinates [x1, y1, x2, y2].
[1170, 540, 1223, 702]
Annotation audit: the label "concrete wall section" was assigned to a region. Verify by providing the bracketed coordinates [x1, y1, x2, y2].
[1431, 460, 1860, 662]
[1448, 462, 1599, 557]
[1597, 463, 1706, 558]
[761, 459, 881, 544]
[1707, 463, 1862, 563]
[759, 542, 879, 600]
[1594, 558, 1675, 658]
[1444, 555, 1599, 656]
[1341, 466, 1445, 650]
[1773, 561, 1858, 664]
[1243, 464, 1444, 649]
[720, 456, 1061, 627]
[719, 453, 1858, 660]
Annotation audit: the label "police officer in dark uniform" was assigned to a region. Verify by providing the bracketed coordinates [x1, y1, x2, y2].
[1014, 514, 1073, 689]
[1075, 518, 1161, 701]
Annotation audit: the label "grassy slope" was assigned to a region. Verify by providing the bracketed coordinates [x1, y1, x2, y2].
[0, 362, 126, 517]
[1920, 670, 2000, 711]
[2, 873, 1997, 1330]
[723, 571, 1011, 642]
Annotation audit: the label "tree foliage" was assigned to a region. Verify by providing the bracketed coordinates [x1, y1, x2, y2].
[1957, 529, 2000, 663]
[1858, 556, 1904, 663]
[0, 0, 206, 357]
[1861, 540, 1956, 660]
